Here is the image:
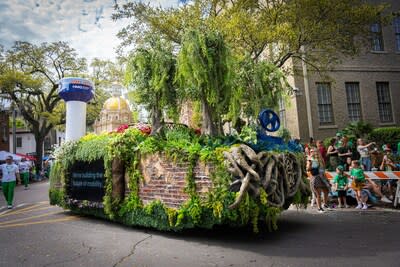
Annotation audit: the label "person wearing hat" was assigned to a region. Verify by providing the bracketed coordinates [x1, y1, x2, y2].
[380, 144, 396, 171]
[332, 165, 349, 208]
[1, 155, 21, 209]
[379, 145, 397, 200]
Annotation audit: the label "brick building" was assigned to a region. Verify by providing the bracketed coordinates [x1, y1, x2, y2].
[282, 0, 400, 141]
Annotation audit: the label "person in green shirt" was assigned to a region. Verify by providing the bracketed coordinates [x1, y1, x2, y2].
[332, 165, 349, 208]
[397, 141, 400, 157]
[350, 160, 367, 210]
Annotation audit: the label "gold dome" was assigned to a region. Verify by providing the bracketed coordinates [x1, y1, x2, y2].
[103, 96, 130, 111]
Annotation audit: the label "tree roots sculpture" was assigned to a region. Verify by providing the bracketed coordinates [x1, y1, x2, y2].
[223, 144, 309, 209]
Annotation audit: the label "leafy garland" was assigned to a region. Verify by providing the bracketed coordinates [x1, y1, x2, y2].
[50, 127, 308, 232]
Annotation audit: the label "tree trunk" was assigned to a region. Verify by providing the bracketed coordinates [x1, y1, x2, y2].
[201, 99, 218, 136]
[34, 135, 44, 175]
[150, 106, 163, 135]
[112, 158, 125, 202]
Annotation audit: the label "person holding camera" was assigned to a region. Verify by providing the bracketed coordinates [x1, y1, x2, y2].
[357, 138, 375, 171]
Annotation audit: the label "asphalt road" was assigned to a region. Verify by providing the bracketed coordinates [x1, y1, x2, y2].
[0, 181, 400, 267]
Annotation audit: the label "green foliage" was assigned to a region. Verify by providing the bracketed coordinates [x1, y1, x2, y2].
[125, 36, 177, 131]
[90, 58, 124, 89]
[265, 207, 281, 232]
[277, 128, 292, 143]
[176, 28, 231, 136]
[52, 141, 79, 170]
[229, 56, 290, 124]
[49, 188, 65, 207]
[342, 121, 373, 139]
[0, 41, 88, 171]
[259, 188, 268, 206]
[75, 133, 111, 162]
[49, 161, 66, 207]
[368, 127, 400, 150]
[8, 118, 26, 129]
[292, 189, 309, 209]
[0, 41, 109, 171]
[234, 125, 258, 144]
[114, 0, 388, 70]
[49, 161, 62, 188]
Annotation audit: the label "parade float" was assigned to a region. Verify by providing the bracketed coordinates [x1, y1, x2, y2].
[49, 78, 310, 233]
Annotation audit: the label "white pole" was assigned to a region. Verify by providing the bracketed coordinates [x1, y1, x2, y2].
[301, 46, 314, 138]
[65, 101, 87, 141]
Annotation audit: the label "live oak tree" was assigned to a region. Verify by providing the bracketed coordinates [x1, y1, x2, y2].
[125, 36, 177, 134]
[113, 0, 387, 135]
[0, 41, 87, 172]
[113, 0, 387, 69]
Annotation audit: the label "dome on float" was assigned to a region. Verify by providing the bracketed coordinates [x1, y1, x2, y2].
[103, 96, 130, 111]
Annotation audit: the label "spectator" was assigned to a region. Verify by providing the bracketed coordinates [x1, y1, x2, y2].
[317, 140, 327, 166]
[379, 145, 397, 200]
[327, 138, 339, 171]
[338, 136, 352, 167]
[350, 160, 367, 210]
[357, 138, 375, 171]
[332, 165, 349, 208]
[344, 156, 352, 172]
[363, 176, 392, 204]
[397, 141, 400, 156]
[335, 132, 343, 147]
[19, 158, 31, 190]
[380, 145, 396, 171]
[305, 137, 315, 156]
[1, 156, 21, 209]
[306, 148, 330, 213]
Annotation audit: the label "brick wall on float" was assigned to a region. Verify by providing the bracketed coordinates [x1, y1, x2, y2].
[136, 154, 214, 208]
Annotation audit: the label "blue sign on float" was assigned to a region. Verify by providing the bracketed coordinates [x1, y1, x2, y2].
[58, 77, 95, 103]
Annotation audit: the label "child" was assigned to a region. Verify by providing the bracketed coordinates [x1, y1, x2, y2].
[344, 156, 352, 171]
[350, 160, 367, 210]
[332, 165, 349, 208]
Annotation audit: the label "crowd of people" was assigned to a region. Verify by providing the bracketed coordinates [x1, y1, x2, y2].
[1, 156, 51, 209]
[304, 134, 398, 213]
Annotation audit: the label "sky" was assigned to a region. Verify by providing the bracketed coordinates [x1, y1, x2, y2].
[0, 0, 180, 62]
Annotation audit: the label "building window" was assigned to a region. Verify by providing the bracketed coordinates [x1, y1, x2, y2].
[16, 137, 22, 148]
[376, 82, 393, 123]
[394, 16, 400, 51]
[371, 22, 384, 51]
[316, 83, 334, 125]
[345, 82, 362, 122]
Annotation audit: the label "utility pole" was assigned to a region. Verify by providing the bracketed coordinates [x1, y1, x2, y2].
[12, 104, 17, 154]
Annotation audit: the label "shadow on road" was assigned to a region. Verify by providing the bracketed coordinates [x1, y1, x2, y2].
[145, 209, 400, 259]
[64, 207, 400, 259]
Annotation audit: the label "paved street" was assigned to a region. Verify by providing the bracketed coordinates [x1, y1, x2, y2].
[1, 181, 400, 267]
